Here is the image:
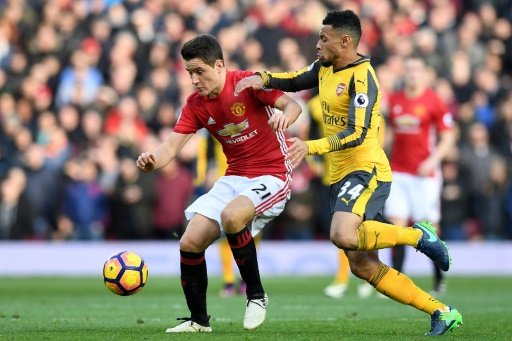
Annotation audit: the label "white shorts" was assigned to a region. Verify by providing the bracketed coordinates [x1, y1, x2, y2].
[384, 171, 441, 223]
[185, 175, 291, 236]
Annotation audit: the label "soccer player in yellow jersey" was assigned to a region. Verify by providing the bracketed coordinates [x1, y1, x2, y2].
[309, 94, 374, 299]
[235, 10, 463, 336]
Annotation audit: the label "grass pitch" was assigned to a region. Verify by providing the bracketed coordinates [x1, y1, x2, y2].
[1, 275, 511, 340]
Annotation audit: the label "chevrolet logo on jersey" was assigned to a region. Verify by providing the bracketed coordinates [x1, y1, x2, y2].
[218, 119, 249, 137]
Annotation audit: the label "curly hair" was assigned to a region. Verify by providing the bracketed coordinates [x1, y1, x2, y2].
[322, 10, 362, 46]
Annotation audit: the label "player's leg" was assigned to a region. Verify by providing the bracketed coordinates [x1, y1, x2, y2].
[239, 234, 262, 295]
[329, 172, 420, 252]
[347, 250, 462, 335]
[221, 194, 264, 301]
[330, 171, 451, 271]
[332, 173, 462, 335]
[167, 177, 236, 333]
[409, 174, 446, 295]
[384, 172, 411, 273]
[222, 174, 290, 330]
[324, 250, 350, 298]
[218, 238, 237, 297]
[166, 214, 220, 333]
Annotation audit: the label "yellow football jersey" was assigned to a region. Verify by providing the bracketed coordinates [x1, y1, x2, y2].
[261, 57, 391, 184]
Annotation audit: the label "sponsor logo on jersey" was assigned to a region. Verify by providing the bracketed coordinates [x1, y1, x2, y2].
[218, 119, 249, 137]
[323, 114, 347, 127]
[336, 83, 346, 96]
[231, 102, 246, 117]
[207, 117, 216, 125]
[224, 129, 259, 144]
[354, 93, 369, 108]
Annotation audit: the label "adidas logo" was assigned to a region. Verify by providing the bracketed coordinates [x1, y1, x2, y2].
[207, 117, 216, 125]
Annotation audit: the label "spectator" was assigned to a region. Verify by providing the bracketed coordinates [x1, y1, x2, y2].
[109, 156, 156, 239]
[0, 0, 510, 241]
[459, 122, 506, 238]
[152, 159, 194, 239]
[59, 156, 108, 240]
[0, 167, 33, 239]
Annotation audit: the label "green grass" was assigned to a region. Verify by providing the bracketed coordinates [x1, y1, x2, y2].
[1, 276, 511, 340]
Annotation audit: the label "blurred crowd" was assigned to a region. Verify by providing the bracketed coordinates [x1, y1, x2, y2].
[0, 0, 511, 241]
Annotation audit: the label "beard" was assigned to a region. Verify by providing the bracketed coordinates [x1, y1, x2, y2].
[320, 60, 332, 67]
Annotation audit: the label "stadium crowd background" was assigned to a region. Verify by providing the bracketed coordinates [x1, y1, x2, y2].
[0, 0, 511, 242]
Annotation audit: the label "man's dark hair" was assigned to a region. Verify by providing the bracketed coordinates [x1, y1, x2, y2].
[322, 10, 362, 46]
[180, 34, 224, 66]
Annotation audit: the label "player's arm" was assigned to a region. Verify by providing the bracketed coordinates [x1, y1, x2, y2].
[137, 131, 194, 172]
[417, 128, 456, 176]
[268, 94, 303, 131]
[306, 71, 378, 155]
[234, 61, 321, 95]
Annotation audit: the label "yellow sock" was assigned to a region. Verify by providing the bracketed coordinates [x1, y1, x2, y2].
[334, 250, 350, 284]
[254, 233, 262, 248]
[219, 238, 235, 284]
[369, 263, 447, 314]
[357, 220, 422, 250]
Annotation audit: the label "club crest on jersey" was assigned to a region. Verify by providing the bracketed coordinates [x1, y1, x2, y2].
[218, 119, 249, 137]
[414, 105, 426, 117]
[231, 102, 246, 117]
[354, 93, 369, 108]
[336, 83, 346, 96]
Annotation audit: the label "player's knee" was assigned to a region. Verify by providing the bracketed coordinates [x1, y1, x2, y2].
[349, 261, 377, 281]
[179, 237, 203, 253]
[330, 229, 357, 250]
[220, 208, 244, 232]
[220, 208, 240, 233]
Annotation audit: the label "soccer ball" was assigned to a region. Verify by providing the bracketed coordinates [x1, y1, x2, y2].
[103, 251, 148, 296]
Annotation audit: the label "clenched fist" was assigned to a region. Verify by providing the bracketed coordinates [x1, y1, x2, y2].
[136, 152, 157, 173]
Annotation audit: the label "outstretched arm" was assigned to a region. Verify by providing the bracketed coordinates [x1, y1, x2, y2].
[417, 129, 456, 177]
[235, 61, 321, 95]
[136, 132, 194, 172]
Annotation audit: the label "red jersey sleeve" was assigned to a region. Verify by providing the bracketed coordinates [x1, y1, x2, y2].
[432, 91, 454, 133]
[173, 97, 204, 134]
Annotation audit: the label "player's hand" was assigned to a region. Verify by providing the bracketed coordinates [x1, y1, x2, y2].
[286, 137, 308, 168]
[268, 112, 290, 131]
[234, 75, 264, 96]
[417, 157, 437, 177]
[136, 152, 157, 173]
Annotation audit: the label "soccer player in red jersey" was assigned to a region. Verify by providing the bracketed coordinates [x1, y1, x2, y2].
[136, 34, 302, 333]
[384, 55, 457, 295]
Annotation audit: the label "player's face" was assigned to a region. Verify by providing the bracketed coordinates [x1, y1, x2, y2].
[404, 58, 426, 90]
[316, 26, 343, 67]
[184, 58, 224, 97]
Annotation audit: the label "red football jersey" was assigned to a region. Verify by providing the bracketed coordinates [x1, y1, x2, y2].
[388, 88, 454, 175]
[174, 70, 292, 179]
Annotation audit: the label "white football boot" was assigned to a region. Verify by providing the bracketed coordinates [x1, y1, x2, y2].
[323, 282, 348, 299]
[357, 282, 374, 298]
[165, 318, 212, 333]
[243, 294, 268, 330]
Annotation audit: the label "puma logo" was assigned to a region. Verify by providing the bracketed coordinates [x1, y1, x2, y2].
[373, 231, 380, 249]
[341, 197, 351, 205]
